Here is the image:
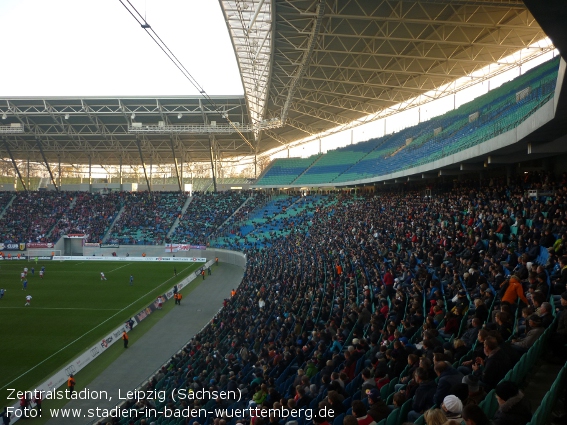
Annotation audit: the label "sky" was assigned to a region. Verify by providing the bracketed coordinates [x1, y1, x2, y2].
[0, 0, 243, 96]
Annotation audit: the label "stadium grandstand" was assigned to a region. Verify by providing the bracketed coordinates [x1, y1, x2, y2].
[2, 1, 567, 425]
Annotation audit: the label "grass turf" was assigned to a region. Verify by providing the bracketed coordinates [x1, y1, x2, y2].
[0, 259, 201, 408]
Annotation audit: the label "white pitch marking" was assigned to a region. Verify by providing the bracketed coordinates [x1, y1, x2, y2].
[0, 307, 121, 311]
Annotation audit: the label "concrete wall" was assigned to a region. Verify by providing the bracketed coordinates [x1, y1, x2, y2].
[0, 184, 16, 191]
[46, 183, 138, 192]
[80, 245, 247, 270]
[136, 183, 192, 193]
[215, 183, 253, 191]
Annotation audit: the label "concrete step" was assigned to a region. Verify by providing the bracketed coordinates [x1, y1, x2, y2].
[521, 359, 564, 417]
[166, 195, 193, 239]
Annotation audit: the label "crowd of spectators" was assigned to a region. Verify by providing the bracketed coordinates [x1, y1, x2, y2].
[171, 191, 251, 245]
[95, 171, 567, 425]
[0, 190, 257, 247]
[50, 192, 122, 242]
[0, 191, 72, 243]
[210, 192, 269, 241]
[214, 194, 329, 249]
[109, 192, 187, 245]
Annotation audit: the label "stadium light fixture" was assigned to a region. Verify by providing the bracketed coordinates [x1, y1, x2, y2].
[64, 113, 69, 120]
[1, 113, 6, 120]
[131, 113, 136, 120]
[178, 113, 182, 119]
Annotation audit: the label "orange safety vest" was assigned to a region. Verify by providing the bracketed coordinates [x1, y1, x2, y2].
[67, 377, 75, 388]
[122, 332, 128, 340]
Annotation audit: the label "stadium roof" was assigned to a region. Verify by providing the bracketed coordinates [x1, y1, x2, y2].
[0, 96, 251, 167]
[0, 0, 553, 168]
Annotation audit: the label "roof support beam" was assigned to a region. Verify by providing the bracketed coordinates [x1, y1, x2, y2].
[136, 138, 152, 193]
[3, 138, 27, 191]
[199, 99, 218, 192]
[246, 0, 266, 36]
[169, 136, 182, 192]
[208, 135, 218, 193]
[35, 137, 58, 191]
[281, 0, 326, 124]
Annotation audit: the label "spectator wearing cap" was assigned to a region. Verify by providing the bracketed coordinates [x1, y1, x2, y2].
[492, 381, 532, 425]
[366, 388, 389, 423]
[472, 336, 512, 391]
[453, 290, 469, 313]
[441, 394, 463, 421]
[399, 336, 414, 352]
[511, 314, 545, 354]
[462, 374, 487, 406]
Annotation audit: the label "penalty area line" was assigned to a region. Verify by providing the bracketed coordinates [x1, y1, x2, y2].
[107, 263, 133, 273]
[0, 264, 194, 392]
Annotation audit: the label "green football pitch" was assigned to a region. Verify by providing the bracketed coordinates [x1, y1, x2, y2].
[0, 259, 201, 406]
